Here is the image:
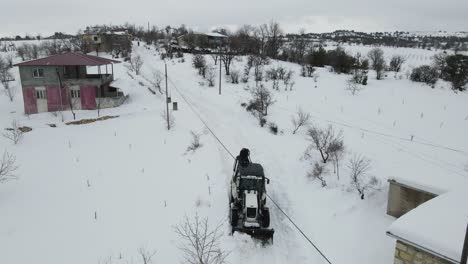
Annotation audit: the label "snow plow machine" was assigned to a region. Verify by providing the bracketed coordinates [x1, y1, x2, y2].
[229, 148, 274, 243]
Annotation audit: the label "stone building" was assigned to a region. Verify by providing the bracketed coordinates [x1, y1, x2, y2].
[387, 188, 468, 264]
[14, 52, 127, 114]
[82, 26, 132, 57]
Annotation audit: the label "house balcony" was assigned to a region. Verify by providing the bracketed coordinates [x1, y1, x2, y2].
[63, 74, 114, 87]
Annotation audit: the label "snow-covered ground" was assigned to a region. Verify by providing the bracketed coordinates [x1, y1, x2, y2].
[1, 42, 467, 264]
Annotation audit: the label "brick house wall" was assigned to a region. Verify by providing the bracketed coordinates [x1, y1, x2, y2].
[394, 240, 453, 264]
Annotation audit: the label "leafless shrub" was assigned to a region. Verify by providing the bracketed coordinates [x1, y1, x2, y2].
[174, 214, 229, 264]
[3, 120, 24, 144]
[160, 109, 175, 129]
[0, 151, 18, 183]
[291, 108, 311, 134]
[138, 247, 157, 264]
[127, 54, 144, 75]
[306, 125, 343, 163]
[346, 78, 362, 95]
[187, 131, 202, 152]
[348, 154, 380, 199]
[307, 161, 327, 187]
[206, 66, 216, 87]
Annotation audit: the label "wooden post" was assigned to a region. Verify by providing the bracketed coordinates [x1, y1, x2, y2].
[462, 223, 468, 264]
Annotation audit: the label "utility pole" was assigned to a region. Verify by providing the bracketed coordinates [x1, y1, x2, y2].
[165, 62, 170, 130]
[219, 53, 222, 95]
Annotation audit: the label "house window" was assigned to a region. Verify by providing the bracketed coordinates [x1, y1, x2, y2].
[35, 89, 46, 99]
[33, 68, 44, 78]
[71, 89, 80, 98]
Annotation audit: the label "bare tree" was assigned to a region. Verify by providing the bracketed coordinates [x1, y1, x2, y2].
[5, 53, 14, 68]
[3, 120, 24, 144]
[368, 48, 386, 80]
[174, 214, 229, 264]
[128, 54, 144, 75]
[138, 247, 157, 264]
[348, 154, 380, 199]
[307, 161, 327, 187]
[291, 108, 311, 134]
[0, 151, 18, 183]
[149, 70, 163, 94]
[16, 44, 28, 61]
[329, 140, 345, 180]
[210, 54, 219, 65]
[389, 55, 405, 72]
[67, 88, 79, 120]
[3, 83, 16, 102]
[306, 125, 343, 163]
[0, 57, 15, 101]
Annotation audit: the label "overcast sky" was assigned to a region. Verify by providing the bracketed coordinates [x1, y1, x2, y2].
[2, 0, 468, 37]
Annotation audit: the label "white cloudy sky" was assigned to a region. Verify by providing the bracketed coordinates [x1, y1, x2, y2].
[1, 0, 467, 36]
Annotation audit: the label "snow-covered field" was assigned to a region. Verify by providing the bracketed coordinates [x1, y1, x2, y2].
[1, 42, 467, 264]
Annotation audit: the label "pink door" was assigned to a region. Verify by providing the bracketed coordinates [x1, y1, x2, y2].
[23, 87, 37, 114]
[80, 86, 96, 110]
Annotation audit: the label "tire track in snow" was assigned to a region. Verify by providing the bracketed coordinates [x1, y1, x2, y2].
[167, 75, 315, 263]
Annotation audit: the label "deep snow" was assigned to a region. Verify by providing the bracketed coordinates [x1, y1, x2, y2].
[1, 42, 467, 264]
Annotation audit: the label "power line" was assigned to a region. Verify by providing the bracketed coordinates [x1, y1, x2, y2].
[167, 76, 335, 264]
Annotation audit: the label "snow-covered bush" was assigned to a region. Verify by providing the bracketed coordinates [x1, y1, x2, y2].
[441, 54, 468, 91]
[228, 69, 240, 84]
[192, 54, 207, 77]
[348, 154, 380, 200]
[351, 69, 368, 85]
[246, 84, 275, 125]
[410, 65, 438, 86]
[205, 66, 216, 87]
